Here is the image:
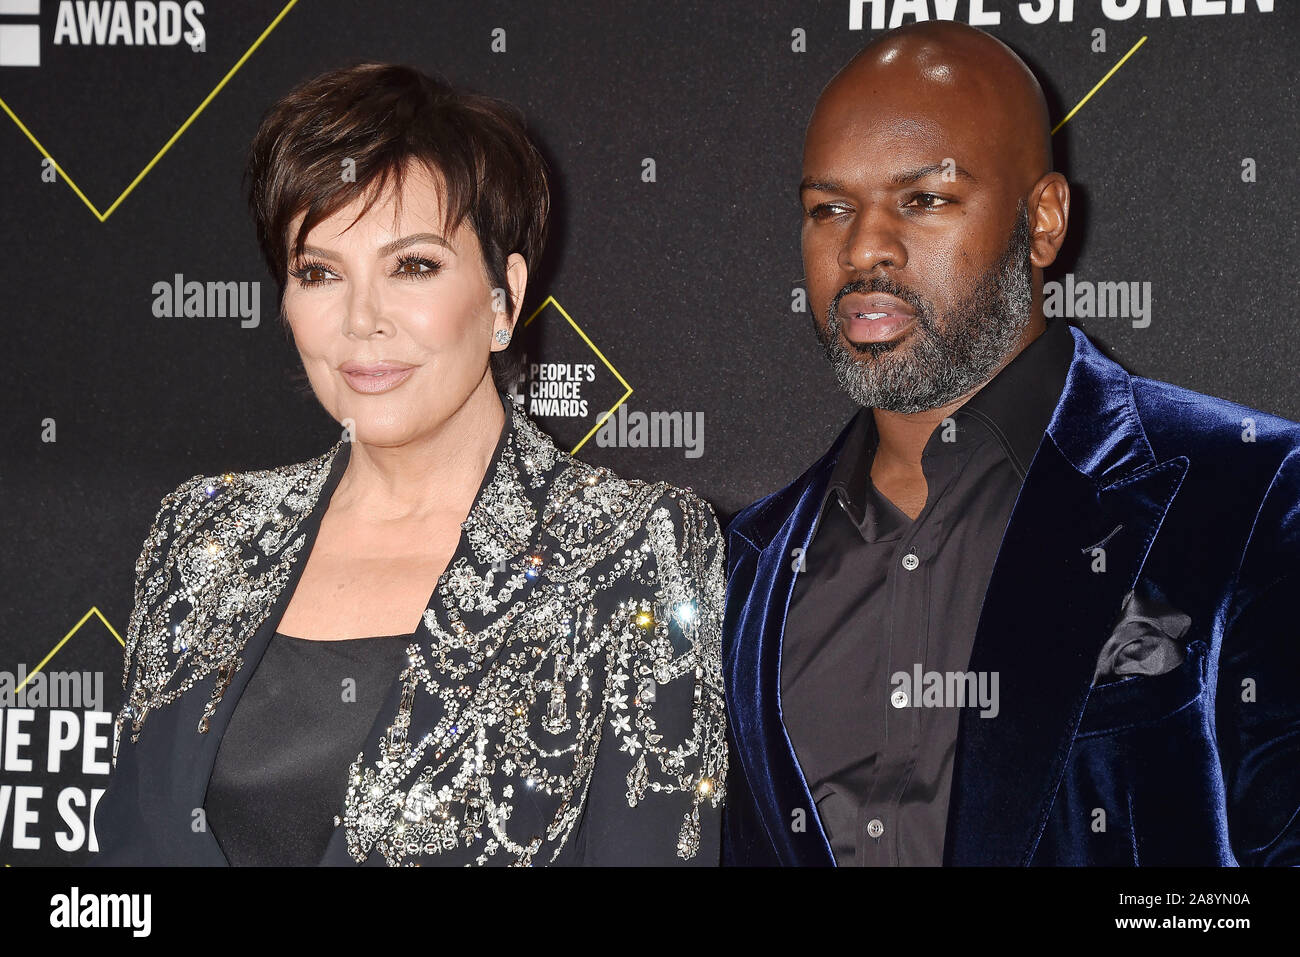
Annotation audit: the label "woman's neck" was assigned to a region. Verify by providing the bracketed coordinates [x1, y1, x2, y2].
[329, 376, 506, 522]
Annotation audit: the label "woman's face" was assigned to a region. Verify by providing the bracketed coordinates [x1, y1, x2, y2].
[282, 162, 526, 448]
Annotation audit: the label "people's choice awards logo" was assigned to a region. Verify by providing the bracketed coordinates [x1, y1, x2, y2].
[512, 296, 633, 454]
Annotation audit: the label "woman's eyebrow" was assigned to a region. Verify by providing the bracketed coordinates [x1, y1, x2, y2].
[302, 232, 453, 259]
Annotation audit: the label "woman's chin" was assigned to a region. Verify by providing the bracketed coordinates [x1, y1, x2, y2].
[339, 418, 421, 449]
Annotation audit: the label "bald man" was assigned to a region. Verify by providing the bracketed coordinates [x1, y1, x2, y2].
[721, 21, 1300, 866]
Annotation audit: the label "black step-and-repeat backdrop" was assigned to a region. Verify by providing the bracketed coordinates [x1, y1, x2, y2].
[2, 1, 1293, 865]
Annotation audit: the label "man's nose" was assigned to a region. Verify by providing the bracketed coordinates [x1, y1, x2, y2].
[839, 205, 907, 275]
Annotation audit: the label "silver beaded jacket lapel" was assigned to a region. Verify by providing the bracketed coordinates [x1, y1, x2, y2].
[338, 404, 728, 865]
[114, 401, 729, 866]
[114, 444, 340, 756]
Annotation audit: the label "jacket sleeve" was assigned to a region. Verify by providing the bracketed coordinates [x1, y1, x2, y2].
[91, 476, 201, 864]
[1218, 444, 1300, 865]
[572, 486, 728, 865]
[717, 529, 784, 866]
[109, 475, 204, 768]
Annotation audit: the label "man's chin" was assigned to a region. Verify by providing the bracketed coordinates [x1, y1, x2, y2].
[842, 335, 905, 358]
[829, 354, 946, 414]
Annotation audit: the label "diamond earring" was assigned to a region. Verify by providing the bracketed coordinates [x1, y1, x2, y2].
[494, 328, 510, 345]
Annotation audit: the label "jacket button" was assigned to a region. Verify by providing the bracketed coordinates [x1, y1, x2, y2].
[901, 552, 920, 571]
[867, 818, 885, 839]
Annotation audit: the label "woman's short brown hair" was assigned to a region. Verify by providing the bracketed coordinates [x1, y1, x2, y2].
[243, 61, 550, 393]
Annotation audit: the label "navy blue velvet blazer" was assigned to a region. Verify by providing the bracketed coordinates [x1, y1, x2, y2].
[721, 324, 1300, 866]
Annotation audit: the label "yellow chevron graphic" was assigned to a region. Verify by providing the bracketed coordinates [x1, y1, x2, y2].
[0, 0, 299, 221]
[9, 606, 123, 695]
[1053, 35, 1147, 135]
[522, 295, 634, 454]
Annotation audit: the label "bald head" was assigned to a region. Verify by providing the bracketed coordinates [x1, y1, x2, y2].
[813, 21, 1053, 190]
[798, 21, 1071, 417]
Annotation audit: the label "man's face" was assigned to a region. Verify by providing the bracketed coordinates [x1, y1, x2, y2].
[801, 94, 1035, 413]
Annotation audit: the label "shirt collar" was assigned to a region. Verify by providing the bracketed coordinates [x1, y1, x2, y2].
[825, 317, 1075, 524]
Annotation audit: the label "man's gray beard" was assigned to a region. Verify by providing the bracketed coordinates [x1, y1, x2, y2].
[815, 200, 1034, 414]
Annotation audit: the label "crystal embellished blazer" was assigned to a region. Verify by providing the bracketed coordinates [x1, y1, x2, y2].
[91, 391, 729, 865]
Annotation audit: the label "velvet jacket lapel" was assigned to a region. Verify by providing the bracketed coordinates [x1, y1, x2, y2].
[942, 328, 1188, 864]
[725, 327, 1189, 866]
[724, 418, 856, 866]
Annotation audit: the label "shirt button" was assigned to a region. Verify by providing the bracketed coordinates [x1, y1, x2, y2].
[867, 818, 885, 839]
[891, 688, 909, 708]
[901, 552, 920, 571]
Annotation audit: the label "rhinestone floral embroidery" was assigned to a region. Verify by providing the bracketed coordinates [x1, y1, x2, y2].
[112, 401, 728, 865]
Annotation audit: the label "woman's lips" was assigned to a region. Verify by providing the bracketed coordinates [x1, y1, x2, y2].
[339, 363, 416, 394]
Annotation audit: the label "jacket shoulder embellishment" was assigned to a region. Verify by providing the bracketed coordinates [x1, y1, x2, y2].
[112, 447, 338, 760]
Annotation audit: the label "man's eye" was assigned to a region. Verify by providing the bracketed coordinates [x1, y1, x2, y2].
[806, 203, 848, 221]
[907, 193, 950, 209]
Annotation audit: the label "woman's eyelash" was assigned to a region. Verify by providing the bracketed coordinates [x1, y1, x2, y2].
[288, 254, 444, 287]
[287, 258, 332, 286]
[392, 254, 444, 278]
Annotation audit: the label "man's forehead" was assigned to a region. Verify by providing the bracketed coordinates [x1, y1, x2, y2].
[803, 114, 975, 175]
[804, 83, 1002, 171]
[808, 107, 944, 145]
[810, 66, 994, 135]
[804, 29, 1051, 187]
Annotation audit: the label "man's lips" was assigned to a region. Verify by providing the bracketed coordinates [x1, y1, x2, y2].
[836, 292, 916, 345]
[837, 292, 915, 321]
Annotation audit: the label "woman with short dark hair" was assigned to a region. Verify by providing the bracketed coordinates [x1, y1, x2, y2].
[92, 62, 727, 866]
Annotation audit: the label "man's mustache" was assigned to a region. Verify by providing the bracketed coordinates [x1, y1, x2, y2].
[830, 277, 929, 323]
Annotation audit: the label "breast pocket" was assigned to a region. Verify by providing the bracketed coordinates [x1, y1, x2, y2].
[1075, 639, 1209, 738]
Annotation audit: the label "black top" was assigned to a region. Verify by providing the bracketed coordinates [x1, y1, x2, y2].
[780, 318, 1075, 866]
[205, 631, 413, 865]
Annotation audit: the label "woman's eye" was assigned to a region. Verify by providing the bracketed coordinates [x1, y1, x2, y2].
[395, 255, 442, 278]
[289, 255, 442, 287]
[289, 261, 333, 287]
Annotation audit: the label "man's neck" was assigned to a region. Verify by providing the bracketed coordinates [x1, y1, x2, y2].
[866, 314, 1047, 519]
[870, 314, 1046, 473]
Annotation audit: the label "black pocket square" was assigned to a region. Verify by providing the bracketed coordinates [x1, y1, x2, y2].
[1093, 588, 1192, 684]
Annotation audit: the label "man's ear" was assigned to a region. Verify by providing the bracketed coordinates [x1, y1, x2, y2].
[1028, 173, 1070, 269]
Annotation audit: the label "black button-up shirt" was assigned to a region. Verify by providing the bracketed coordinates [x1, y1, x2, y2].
[780, 318, 1075, 865]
